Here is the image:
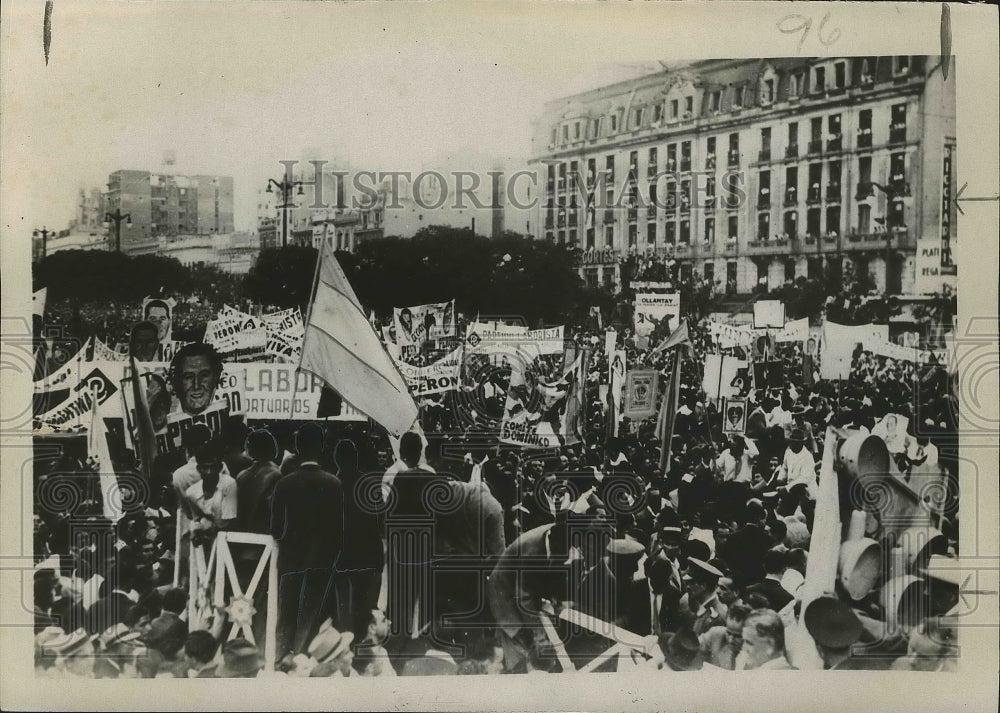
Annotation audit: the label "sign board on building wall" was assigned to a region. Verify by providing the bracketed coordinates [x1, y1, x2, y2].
[914, 239, 957, 294]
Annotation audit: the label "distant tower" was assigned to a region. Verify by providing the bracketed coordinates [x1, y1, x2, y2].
[491, 168, 505, 238]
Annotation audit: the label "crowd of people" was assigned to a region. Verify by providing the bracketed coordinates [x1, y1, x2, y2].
[32, 267, 960, 678]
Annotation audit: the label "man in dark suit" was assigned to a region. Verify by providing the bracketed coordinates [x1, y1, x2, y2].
[271, 422, 343, 661]
[487, 516, 582, 672]
[384, 431, 455, 640]
[85, 565, 137, 636]
[744, 549, 793, 612]
[624, 556, 676, 637]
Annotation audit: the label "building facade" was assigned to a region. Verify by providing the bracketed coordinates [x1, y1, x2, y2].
[105, 170, 235, 253]
[528, 56, 957, 295]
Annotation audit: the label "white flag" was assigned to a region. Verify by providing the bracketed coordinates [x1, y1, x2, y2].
[87, 386, 124, 523]
[33, 288, 47, 318]
[299, 240, 418, 437]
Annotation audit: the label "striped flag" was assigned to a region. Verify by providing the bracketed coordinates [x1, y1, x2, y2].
[649, 318, 690, 358]
[299, 238, 418, 437]
[657, 347, 685, 473]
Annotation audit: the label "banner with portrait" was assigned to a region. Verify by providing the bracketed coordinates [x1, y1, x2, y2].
[204, 311, 268, 362]
[393, 300, 456, 346]
[623, 369, 658, 420]
[500, 350, 583, 449]
[141, 296, 176, 346]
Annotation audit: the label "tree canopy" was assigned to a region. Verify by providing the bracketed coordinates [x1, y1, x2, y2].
[243, 227, 589, 325]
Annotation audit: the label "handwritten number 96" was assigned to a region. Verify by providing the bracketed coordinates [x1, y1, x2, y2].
[778, 12, 841, 53]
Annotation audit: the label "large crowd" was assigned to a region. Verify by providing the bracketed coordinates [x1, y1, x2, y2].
[32, 265, 960, 678]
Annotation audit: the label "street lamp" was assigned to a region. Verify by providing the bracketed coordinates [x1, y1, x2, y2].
[265, 177, 305, 248]
[104, 209, 132, 253]
[33, 226, 53, 260]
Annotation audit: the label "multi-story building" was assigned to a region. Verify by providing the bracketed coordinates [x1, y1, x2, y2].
[528, 56, 956, 295]
[76, 188, 105, 231]
[105, 170, 235, 253]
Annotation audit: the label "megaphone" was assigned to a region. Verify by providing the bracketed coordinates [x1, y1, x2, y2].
[835, 431, 937, 546]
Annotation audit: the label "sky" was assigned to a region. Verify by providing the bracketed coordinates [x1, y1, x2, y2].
[3, 1, 670, 232]
[3, 1, 966, 236]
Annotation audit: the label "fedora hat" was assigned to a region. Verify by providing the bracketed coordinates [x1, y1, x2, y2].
[99, 623, 142, 651]
[216, 638, 263, 678]
[307, 619, 355, 664]
[658, 629, 703, 671]
[400, 648, 457, 676]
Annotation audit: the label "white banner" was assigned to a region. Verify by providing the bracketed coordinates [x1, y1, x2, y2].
[500, 351, 584, 449]
[634, 293, 680, 339]
[396, 347, 464, 396]
[708, 320, 754, 349]
[33, 337, 91, 393]
[774, 317, 810, 343]
[464, 324, 564, 358]
[753, 300, 785, 329]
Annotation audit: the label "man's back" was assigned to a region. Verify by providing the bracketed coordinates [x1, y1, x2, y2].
[271, 464, 343, 572]
[236, 460, 283, 534]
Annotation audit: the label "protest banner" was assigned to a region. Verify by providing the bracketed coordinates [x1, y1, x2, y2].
[205, 312, 269, 362]
[393, 300, 456, 346]
[701, 354, 749, 403]
[633, 293, 680, 342]
[93, 337, 126, 362]
[36, 362, 121, 430]
[33, 337, 91, 393]
[774, 317, 809, 343]
[752, 300, 785, 329]
[708, 320, 754, 349]
[604, 328, 617, 357]
[722, 398, 748, 434]
[623, 369, 658, 420]
[260, 307, 304, 336]
[264, 328, 303, 364]
[820, 322, 890, 380]
[500, 350, 583, 449]
[396, 347, 464, 397]
[141, 296, 176, 345]
[464, 324, 564, 358]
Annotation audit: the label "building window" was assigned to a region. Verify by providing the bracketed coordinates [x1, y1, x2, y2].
[681, 141, 692, 172]
[605, 225, 614, 248]
[727, 214, 738, 241]
[757, 212, 770, 241]
[807, 207, 821, 238]
[647, 221, 657, 244]
[628, 223, 638, 246]
[666, 144, 677, 172]
[783, 210, 797, 240]
[574, 121, 581, 140]
[633, 107, 644, 128]
[666, 221, 676, 244]
[704, 217, 715, 243]
[784, 259, 796, 282]
[684, 96, 693, 116]
[706, 137, 716, 169]
[647, 147, 658, 177]
[785, 166, 798, 205]
[890, 152, 908, 195]
[826, 205, 841, 236]
[814, 66, 826, 93]
[762, 78, 775, 104]
[808, 163, 822, 203]
[858, 109, 873, 148]
[890, 104, 907, 143]
[610, 113, 618, 132]
[586, 227, 595, 249]
[704, 262, 715, 283]
[653, 103, 663, 123]
[709, 90, 722, 113]
[733, 85, 745, 109]
[670, 99, 679, 119]
[680, 219, 691, 244]
[858, 203, 871, 234]
[834, 62, 846, 89]
[629, 150, 639, 176]
[680, 179, 691, 212]
[893, 56, 910, 75]
[592, 117, 603, 137]
[606, 155, 615, 183]
[727, 133, 740, 167]
[758, 170, 771, 207]
[760, 127, 772, 162]
[705, 177, 716, 205]
[562, 125, 569, 143]
[828, 161, 842, 201]
[827, 114, 842, 151]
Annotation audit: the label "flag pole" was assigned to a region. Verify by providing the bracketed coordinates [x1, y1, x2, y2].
[292, 228, 329, 420]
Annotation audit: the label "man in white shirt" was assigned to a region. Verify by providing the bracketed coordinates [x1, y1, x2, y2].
[777, 428, 817, 499]
[184, 440, 238, 538]
[714, 436, 759, 484]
